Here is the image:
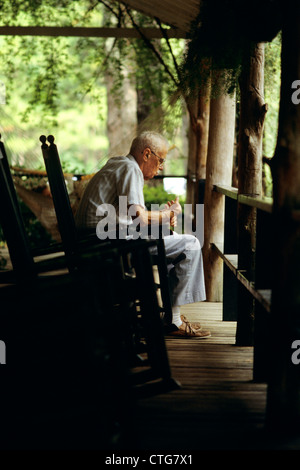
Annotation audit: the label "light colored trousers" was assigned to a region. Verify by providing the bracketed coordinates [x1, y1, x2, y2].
[152, 232, 206, 307]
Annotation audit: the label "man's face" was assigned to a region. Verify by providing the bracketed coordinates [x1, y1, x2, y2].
[141, 146, 167, 180]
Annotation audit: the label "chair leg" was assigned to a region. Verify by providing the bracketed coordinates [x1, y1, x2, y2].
[156, 238, 173, 325]
[130, 242, 181, 394]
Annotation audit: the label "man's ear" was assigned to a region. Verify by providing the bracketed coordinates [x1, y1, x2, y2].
[142, 148, 150, 161]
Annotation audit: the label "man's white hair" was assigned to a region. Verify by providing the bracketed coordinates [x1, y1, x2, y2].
[130, 131, 169, 155]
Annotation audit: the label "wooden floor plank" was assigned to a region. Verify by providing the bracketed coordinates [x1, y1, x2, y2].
[126, 301, 300, 450]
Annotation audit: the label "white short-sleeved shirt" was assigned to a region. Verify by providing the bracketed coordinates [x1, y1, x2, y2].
[75, 154, 145, 229]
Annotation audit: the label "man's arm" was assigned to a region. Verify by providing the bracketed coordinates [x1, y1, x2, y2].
[129, 196, 182, 227]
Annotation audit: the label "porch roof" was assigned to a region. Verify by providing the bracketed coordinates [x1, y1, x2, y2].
[110, 0, 202, 32]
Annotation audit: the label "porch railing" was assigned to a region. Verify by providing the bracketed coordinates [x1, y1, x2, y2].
[211, 184, 273, 381]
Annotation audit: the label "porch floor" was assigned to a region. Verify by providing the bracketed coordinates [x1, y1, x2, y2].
[127, 302, 300, 451]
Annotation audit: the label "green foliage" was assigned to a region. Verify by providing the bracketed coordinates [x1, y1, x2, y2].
[0, 1, 109, 127]
[264, 32, 281, 157]
[143, 183, 185, 210]
[101, 8, 185, 141]
[0, 0, 186, 170]
[164, 151, 186, 176]
[0, 28, 109, 173]
[143, 183, 186, 234]
[18, 198, 54, 248]
[263, 32, 281, 197]
[180, 0, 282, 99]
[0, 35, 108, 127]
[0, 197, 54, 250]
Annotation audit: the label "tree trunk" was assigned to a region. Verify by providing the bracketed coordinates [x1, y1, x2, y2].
[105, 68, 137, 156]
[203, 79, 236, 301]
[136, 38, 164, 135]
[186, 88, 210, 208]
[235, 42, 268, 346]
[266, 3, 300, 432]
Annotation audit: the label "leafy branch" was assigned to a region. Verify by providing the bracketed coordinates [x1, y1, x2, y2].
[122, 4, 180, 89]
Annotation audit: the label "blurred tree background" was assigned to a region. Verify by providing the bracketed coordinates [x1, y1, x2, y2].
[0, 0, 187, 175]
[263, 32, 281, 196]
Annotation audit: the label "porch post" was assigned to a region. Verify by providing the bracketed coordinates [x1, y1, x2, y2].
[235, 42, 268, 346]
[266, 2, 300, 432]
[203, 78, 236, 301]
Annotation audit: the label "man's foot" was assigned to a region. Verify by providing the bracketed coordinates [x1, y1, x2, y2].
[166, 321, 211, 338]
[180, 314, 201, 330]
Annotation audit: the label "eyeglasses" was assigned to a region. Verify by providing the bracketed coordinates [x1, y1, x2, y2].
[149, 149, 165, 166]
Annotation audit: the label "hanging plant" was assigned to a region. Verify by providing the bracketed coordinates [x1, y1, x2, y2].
[180, 0, 282, 99]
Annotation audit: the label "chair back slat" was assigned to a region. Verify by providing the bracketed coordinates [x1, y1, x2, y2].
[40, 135, 78, 262]
[0, 137, 36, 278]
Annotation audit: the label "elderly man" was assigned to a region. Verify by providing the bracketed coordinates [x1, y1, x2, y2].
[75, 131, 210, 338]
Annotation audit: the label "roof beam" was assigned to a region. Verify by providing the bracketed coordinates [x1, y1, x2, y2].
[0, 26, 187, 39]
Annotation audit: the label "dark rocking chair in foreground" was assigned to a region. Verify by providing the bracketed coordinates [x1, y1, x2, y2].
[0, 136, 135, 448]
[0, 132, 179, 450]
[39, 134, 180, 397]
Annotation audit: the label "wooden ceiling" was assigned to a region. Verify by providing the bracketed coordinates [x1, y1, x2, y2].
[110, 0, 202, 33]
[0, 1, 201, 39]
[0, 1, 202, 39]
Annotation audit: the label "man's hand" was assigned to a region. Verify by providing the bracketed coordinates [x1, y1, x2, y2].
[164, 196, 182, 215]
[164, 196, 181, 228]
[164, 196, 182, 214]
[129, 196, 182, 227]
[170, 213, 177, 227]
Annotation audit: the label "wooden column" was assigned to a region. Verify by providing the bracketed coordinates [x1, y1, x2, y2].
[186, 89, 210, 209]
[203, 81, 236, 301]
[235, 42, 268, 346]
[266, 2, 300, 432]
